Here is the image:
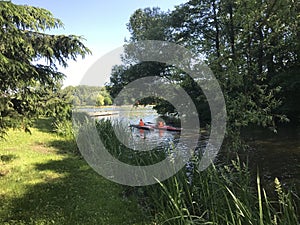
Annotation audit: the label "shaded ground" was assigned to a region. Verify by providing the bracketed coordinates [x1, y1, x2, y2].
[0, 118, 150, 225]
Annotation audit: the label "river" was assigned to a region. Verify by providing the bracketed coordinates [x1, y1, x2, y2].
[78, 106, 300, 191]
[242, 125, 300, 192]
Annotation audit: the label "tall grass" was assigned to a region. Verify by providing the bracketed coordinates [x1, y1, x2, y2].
[142, 161, 299, 224]
[92, 119, 299, 224]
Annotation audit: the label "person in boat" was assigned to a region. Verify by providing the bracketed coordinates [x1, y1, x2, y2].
[139, 119, 144, 126]
[158, 121, 164, 127]
[157, 121, 165, 137]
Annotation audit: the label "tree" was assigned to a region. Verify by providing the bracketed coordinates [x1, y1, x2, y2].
[71, 85, 112, 106]
[107, 7, 212, 123]
[104, 96, 112, 105]
[0, 1, 91, 137]
[107, 0, 300, 147]
[127, 7, 169, 42]
[96, 94, 105, 106]
[167, 0, 300, 145]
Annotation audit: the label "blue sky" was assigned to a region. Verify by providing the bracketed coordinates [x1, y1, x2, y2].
[12, 0, 187, 86]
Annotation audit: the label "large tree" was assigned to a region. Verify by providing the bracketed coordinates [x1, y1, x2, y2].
[107, 8, 210, 120]
[107, 0, 300, 147]
[0, 1, 91, 137]
[169, 0, 300, 136]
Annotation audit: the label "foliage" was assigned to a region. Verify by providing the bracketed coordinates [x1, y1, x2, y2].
[169, 0, 299, 127]
[127, 7, 169, 42]
[0, 1, 91, 137]
[44, 85, 113, 139]
[106, 0, 300, 148]
[96, 94, 105, 106]
[271, 67, 300, 123]
[107, 8, 174, 111]
[72, 85, 112, 106]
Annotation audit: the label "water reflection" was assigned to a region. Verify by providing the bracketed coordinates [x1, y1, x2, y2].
[242, 125, 300, 191]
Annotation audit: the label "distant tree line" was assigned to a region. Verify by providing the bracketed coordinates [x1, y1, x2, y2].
[67, 85, 113, 106]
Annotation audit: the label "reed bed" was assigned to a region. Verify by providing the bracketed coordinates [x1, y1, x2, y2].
[94, 119, 299, 225]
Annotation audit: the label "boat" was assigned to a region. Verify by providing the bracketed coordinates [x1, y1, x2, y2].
[130, 123, 182, 132]
[129, 124, 154, 130]
[155, 125, 182, 132]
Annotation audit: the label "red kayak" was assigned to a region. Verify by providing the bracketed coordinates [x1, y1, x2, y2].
[130, 124, 182, 132]
[129, 124, 154, 130]
[153, 125, 182, 132]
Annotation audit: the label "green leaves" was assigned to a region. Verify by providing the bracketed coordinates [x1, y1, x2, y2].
[0, 1, 91, 137]
[0, 1, 63, 32]
[128, 7, 168, 41]
[107, 0, 300, 149]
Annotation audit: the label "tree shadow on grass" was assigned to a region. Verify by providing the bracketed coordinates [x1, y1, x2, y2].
[48, 139, 80, 156]
[33, 118, 55, 134]
[0, 154, 18, 163]
[0, 154, 18, 177]
[2, 155, 149, 225]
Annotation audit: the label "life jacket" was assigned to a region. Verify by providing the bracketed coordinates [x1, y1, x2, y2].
[139, 120, 144, 126]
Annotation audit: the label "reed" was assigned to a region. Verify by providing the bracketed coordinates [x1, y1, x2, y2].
[96, 119, 299, 225]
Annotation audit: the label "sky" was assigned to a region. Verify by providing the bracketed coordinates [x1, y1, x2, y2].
[12, 0, 187, 87]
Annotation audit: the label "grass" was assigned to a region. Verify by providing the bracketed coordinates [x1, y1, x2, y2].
[138, 160, 300, 225]
[0, 118, 151, 225]
[4, 118, 298, 224]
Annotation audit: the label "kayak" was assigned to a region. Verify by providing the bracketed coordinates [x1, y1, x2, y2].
[129, 124, 154, 130]
[130, 124, 182, 132]
[145, 122, 182, 132]
[155, 126, 182, 132]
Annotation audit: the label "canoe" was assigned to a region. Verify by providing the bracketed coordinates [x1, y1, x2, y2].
[154, 125, 182, 132]
[144, 122, 182, 132]
[130, 124, 182, 132]
[129, 124, 154, 130]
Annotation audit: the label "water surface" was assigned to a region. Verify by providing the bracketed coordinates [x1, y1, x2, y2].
[81, 106, 300, 190]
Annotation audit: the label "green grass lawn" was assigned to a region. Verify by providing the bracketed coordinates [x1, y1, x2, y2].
[0, 118, 151, 225]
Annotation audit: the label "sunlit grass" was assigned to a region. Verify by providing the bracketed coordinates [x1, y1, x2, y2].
[0, 118, 151, 225]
